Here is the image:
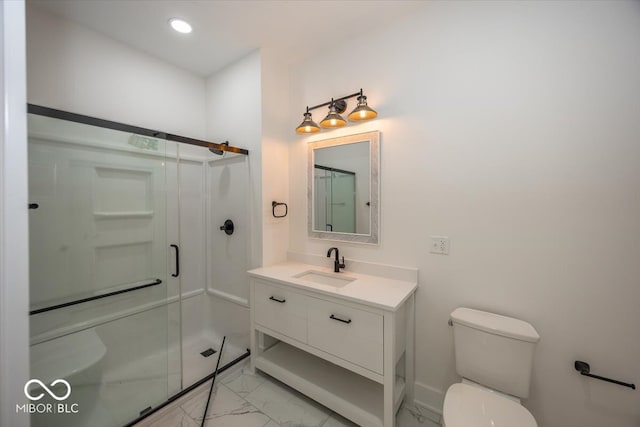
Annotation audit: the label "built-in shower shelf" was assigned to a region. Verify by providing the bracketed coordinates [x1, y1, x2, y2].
[93, 211, 154, 219]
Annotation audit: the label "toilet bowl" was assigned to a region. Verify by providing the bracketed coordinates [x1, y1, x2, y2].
[443, 308, 540, 427]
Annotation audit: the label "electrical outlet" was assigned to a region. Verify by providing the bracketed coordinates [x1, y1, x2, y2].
[430, 236, 449, 255]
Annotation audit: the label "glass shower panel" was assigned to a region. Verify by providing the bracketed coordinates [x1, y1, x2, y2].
[329, 171, 356, 233]
[313, 166, 356, 233]
[28, 114, 174, 427]
[205, 152, 251, 373]
[165, 141, 182, 397]
[314, 167, 330, 231]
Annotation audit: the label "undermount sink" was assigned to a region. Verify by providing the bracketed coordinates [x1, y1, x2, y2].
[293, 270, 356, 288]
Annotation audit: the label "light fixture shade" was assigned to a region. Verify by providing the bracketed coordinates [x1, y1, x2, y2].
[320, 103, 347, 128]
[348, 95, 378, 121]
[295, 111, 321, 134]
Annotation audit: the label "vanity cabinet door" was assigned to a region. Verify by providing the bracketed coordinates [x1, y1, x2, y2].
[254, 281, 308, 343]
[307, 297, 383, 374]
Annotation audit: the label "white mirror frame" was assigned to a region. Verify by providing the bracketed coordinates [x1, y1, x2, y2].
[308, 130, 379, 244]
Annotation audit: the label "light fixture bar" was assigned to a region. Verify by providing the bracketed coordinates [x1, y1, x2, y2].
[307, 90, 362, 112]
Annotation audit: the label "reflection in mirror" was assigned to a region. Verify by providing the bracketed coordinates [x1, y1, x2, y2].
[308, 131, 379, 244]
[314, 142, 369, 233]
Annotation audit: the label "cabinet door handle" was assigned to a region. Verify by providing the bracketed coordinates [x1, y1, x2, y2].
[330, 314, 352, 324]
[269, 296, 286, 303]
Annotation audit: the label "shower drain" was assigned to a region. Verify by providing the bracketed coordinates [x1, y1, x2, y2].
[200, 348, 217, 357]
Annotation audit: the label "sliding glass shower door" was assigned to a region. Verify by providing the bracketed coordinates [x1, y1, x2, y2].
[314, 166, 356, 233]
[27, 113, 178, 426]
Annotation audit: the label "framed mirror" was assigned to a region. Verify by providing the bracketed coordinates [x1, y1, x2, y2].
[308, 131, 379, 244]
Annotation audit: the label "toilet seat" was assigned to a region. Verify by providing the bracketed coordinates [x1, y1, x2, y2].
[443, 383, 537, 427]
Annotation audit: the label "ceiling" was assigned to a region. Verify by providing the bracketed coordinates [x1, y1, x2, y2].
[31, 0, 424, 77]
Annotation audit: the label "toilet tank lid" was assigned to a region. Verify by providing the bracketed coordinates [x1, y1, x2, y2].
[451, 308, 540, 343]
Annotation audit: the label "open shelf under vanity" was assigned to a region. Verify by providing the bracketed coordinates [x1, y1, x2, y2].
[255, 340, 406, 427]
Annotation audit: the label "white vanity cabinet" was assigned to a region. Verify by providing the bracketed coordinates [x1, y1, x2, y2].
[254, 281, 308, 343]
[249, 262, 417, 427]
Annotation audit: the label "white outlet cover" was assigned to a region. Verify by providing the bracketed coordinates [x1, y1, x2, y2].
[430, 236, 449, 255]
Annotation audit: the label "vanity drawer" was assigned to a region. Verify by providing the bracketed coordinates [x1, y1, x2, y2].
[254, 282, 307, 343]
[307, 297, 383, 374]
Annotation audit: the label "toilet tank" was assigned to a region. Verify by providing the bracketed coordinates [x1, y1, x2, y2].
[451, 308, 540, 398]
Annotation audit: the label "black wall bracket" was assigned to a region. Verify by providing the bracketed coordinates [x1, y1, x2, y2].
[272, 201, 288, 218]
[574, 360, 636, 390]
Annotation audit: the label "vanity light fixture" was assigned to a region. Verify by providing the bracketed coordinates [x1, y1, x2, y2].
[295, 89, 377, 134]
[295, 107, 321, 134]
[169, 18, 192, 34]
[348, 90, 378, 121]
[319, 99, 347, 129]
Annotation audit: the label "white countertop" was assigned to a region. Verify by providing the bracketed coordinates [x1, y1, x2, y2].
[248, 261, 417, 311]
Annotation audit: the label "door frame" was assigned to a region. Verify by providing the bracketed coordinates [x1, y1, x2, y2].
[0, 2, 30, 427]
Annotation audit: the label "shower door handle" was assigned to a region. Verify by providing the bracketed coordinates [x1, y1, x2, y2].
[170, 244, 180, 277]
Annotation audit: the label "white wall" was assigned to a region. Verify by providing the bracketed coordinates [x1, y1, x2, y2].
[26, 3, 206, 138]
[287, 2, 640, 426]
[0, 2, 30, 426]
[260, 48, 291, 266]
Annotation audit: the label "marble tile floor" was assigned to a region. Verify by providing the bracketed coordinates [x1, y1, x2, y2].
[135, 362, 441, 427]
[180, 335, 250, 387]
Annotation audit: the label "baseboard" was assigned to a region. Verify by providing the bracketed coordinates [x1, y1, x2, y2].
[413, 380, 444, 422]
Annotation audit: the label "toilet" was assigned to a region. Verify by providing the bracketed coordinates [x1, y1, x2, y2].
[443, 308, 540, 427]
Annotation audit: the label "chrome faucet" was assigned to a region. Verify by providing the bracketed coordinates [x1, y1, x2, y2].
[327, 247, 345, 273]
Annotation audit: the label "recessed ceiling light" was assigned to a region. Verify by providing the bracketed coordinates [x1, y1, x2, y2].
[169, 18, 192, 34]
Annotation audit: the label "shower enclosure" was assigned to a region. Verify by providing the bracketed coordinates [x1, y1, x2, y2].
[27, 105, 250, 427]
[314, 165, 356, 233]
